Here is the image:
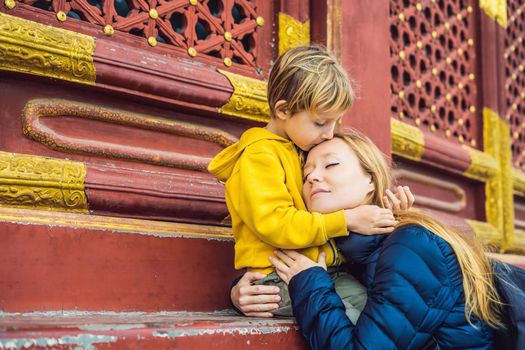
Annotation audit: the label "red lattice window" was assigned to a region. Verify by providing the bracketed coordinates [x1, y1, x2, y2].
[18, 0, 270, 74]
[390, 0, 479, 147]
[506, 1, 525, 169]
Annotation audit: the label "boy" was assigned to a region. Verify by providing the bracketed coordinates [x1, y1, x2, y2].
[208, 46, 396, 320]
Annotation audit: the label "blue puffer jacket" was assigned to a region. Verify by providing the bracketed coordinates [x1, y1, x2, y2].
[288, 225, 495, 350]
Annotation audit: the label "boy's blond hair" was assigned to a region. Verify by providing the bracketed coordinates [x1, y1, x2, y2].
[267, 45, 355, 117]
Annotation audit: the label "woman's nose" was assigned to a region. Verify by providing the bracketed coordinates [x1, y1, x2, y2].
[307, 169, 322, 182]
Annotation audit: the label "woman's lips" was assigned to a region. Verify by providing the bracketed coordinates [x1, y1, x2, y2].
[310, 188, 330, 198]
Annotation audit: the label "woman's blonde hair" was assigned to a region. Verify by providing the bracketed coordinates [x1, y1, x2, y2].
[267, 45, 355, 117]
[336, 130, 504, 329]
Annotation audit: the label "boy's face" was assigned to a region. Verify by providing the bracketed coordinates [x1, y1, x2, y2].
[282, 110, 342, 151]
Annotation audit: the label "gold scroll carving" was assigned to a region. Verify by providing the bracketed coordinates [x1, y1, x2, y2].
[0, 12, 96, 85]
[278, 12, 310, 55]
[217, 69, 270, 123]
[0, 151, 88, 212]
[391, 118, 425, 161]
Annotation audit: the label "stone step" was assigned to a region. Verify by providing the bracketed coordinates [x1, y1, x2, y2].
[0, 207, 237, 313]
[0, 311, 307, 349]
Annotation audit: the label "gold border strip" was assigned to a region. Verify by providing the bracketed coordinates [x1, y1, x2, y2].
[479, 0, 508, 28]
[391, 118, 425, 161]
[278, 12, 310, 56]
[0, 12, 96, 85]
[0, 151, 88, 212]
[466, 219, 501, 246]
[217, 69, 270, 122]
[0, 206, 233, 240]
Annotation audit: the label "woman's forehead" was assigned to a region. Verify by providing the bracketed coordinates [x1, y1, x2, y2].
[304, 138, 350, 166]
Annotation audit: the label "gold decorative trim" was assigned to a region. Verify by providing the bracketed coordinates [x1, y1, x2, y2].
[391, 118, 425, 161]
[514, 229, 525, 250]
[0, 206, 233, 240]
[278, 12, 310, 55]
[217, 69, 270, 122]
[0, 151, 88, 212]
[513, 167, 525, 196]
[462, 145, 498, 182]
[466, 219, 501, 246]
[479, 0, 507, 28]
[483, 107, 514, 251]
[0, 13, 96, 85]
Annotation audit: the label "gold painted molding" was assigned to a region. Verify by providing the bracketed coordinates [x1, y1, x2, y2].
[0, 12, 96, 85]
[479, 0, 507, 28]
[462, 145, 498, 182]
[466, 219, 501, 246]
[0, 151, 88, 212]
[391, 118, 424, 161]
[513, 167, 525, 196]
[0, 206, 233, 239]
[278, 12, 310, 55]
[483, 107, 514, 251]
[217, 69, 270, 122]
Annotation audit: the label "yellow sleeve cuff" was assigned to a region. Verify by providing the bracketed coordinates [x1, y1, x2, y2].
[322, 210, 348, 239]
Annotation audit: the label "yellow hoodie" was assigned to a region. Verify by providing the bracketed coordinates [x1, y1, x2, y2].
[208, 127, 348, 274]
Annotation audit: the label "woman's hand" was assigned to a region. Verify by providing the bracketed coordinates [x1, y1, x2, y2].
[270, 250, 327, 285]
[231, 272, 281, 317]
[384, 186, 415, 211]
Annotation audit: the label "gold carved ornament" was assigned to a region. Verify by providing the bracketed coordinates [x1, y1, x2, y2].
[390, 118, 425, 161]
[479, 0, 508, 28]
[278, 12, 310, 55]
[0, 12, 96, 85]
[0, 151, 88, 212]
[217, 69, 270, 123]
[462, 145, 499, 182]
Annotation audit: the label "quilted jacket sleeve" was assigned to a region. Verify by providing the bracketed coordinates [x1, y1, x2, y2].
[289, 227, 461, 350]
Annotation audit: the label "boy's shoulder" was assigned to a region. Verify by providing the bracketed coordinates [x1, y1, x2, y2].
[239, 127, 294, 154]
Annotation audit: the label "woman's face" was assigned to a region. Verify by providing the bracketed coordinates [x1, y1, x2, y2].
[302, 137, 374, 213]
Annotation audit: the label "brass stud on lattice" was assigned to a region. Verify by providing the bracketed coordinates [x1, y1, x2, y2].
[521, 92, 525, 99]
[513, 73, 517, 80]
[224, 32, 233, 41]
[416, 80, 422, 89]
[521, 122, 525, 128]
[511, 45, 516, 52]
[415, 118, 421, 125]
[467, 6, 473, 13]
[56, 11, 67, 22]
[432, 68, 438, 76]
[149, 9, 159, 20]
[446, 130, 452, 137]
[514, 132, 520, 139]
[469, 73, 475, 81]
[189, 0, 198, 5]
[432, 31, 438, 39]
[4, 0, 15, 9]
[469, 105, 476, 113]
[459, 135, 464, 143]
[446, 94, 452, 102]
[188, 47, 197, 57]
[431, 105, 437, 113]
[103, 25, 114, 36]
[148, 36, 157, 47]
[399, 51, 406, 60]
[431, 124, 437, 132]
[223, 57, 232, 67]
[398, 91, 405, 99]
[457, 14, 462, 21]
[471, 139, 477, 147]
[519, 65, 524, 72]
[256, 16, 264, 26]
[468, 38, 474, 46]
[446, 57, 452, 65]
[445, 23, 450, 30]
[458, 82, 464, 90]
[416, 41, 423, 49]
[399, 13, 405, 21]
[458, 118, 464, 126]
[399, 112, 405, 119]
[457, 48, 463, 56]
[416, 3, 422, 11]
[513, 103, 518, 110]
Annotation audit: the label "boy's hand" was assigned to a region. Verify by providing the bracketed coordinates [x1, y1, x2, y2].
[384, 186, 415, 211]
[231, 272, 280, 318]
[344, 205, 397, 235]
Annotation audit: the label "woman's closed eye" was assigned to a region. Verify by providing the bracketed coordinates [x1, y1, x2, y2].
[325, 162, 339, 169]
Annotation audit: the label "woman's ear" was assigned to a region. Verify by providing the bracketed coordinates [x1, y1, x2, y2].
[366, 175, 375, 193]
[274, 100, 290, 120]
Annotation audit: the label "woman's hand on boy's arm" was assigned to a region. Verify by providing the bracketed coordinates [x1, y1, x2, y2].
[344, 205, 397, 235]
[384, 186, 415, 211]
[231, 272, 281, 318]
[270, 250, 327, 285]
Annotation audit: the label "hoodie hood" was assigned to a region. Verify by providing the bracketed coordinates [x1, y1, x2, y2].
[208, 127, 290, 182]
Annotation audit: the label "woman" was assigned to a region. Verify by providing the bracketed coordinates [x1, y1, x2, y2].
[236, 131, 502, 349]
